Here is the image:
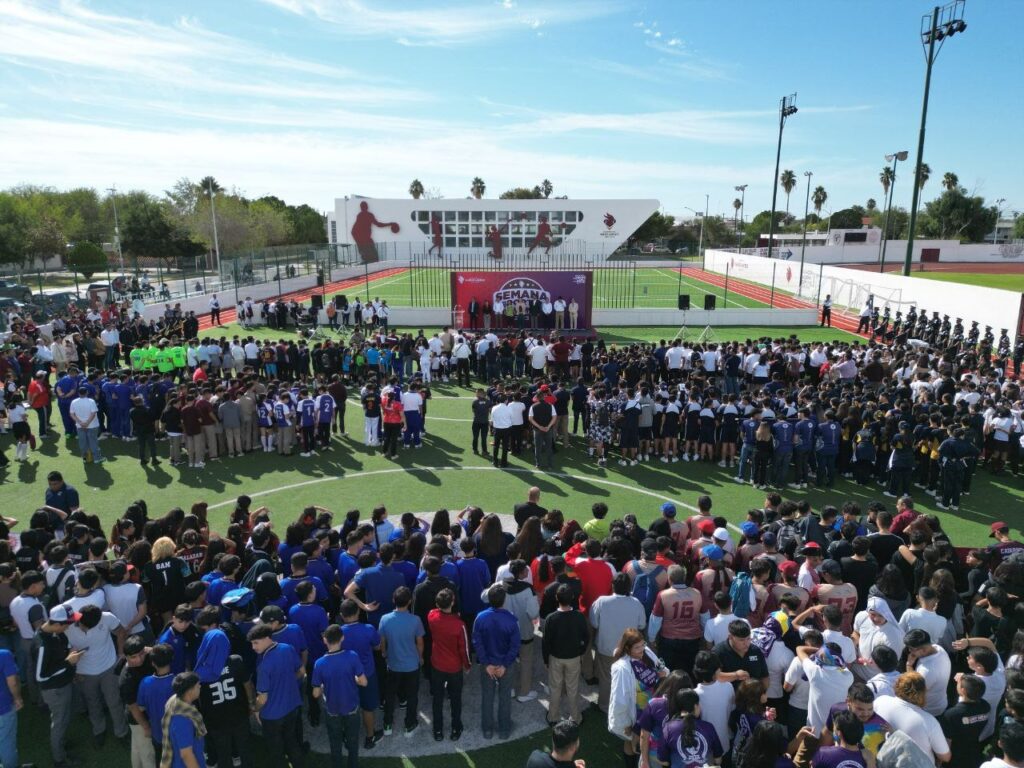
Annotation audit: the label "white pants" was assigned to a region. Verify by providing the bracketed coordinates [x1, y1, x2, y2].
[365, 417, 380, 445]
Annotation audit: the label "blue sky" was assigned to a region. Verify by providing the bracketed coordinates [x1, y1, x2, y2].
[0, 0, 1020, 222]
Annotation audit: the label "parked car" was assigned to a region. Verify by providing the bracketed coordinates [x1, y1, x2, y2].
[35, 292, 91, 311]
[0, 279, 33, 302]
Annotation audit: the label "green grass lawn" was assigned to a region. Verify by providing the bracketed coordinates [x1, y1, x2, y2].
[912, 270, 1024, 292]
[353, 267, 767, 310]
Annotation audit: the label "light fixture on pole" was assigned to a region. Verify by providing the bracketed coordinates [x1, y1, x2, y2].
[798, 171, 812, 287]
[207, 179, 221, 273]
[107, 185, 124, 275]
[734, 185, 748, 248]
[903, 0, 968, 276]
[993, 198, 1005, 244]
[767, 93, 798, 261]
[879, 151, 909, 273]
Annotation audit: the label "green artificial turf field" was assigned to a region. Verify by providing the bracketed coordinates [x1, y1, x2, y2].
[2, 319, 1017, 767]
[912, 270, 1024, 293]
[350, 267, 767, 309]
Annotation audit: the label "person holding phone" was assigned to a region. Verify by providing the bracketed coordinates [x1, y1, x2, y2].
[34, 605, 87, 768]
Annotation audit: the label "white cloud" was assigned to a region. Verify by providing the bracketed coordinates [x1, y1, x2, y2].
[667, 37, 682, 47]
[259, 0, 622, 44]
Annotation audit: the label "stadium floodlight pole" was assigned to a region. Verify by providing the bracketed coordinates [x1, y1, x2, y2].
[207, 179, 221, 274]
[879, 151, 909, 273]
[903, 0, 968, 276]
[767, 93, 798, 262]
[107, 185, 124, 275]
[700, 194, 709, 268]
[734, 185, 748, 249]
[799, 171, 812, 287]
[993, 198, 1005, 244]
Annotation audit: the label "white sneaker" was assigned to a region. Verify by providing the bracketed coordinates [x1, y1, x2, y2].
[618, 459, 628, 466]
[733, 476, 744, 484]
[516, 691, 538, 703]
[670, 457, 679, 463]
[935, 502, 948, 510]
[660, 456, 669, 463]
[681, 454, 690, 462]
[194, 462, 205, 468]
[630, 460, 638, 466]
[300, 452, 309, 457]
[718, 460, 727, 468]
[883, 491, 896, 498]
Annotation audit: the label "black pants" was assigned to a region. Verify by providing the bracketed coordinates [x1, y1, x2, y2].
[260, 708, 305, 768]
[334, 406, 345, 434]
[430, 668, 464, 734]
[302, 425, 315, 453]
[492, 427, 510, 465]
[941, 464, 963, 507]
[857, 316, 871, 333]
[208, 719, 253, 768]
[324, 711, 359, 768]
[472, 422, 488, 453]
[889, 466, 912, 496]
[137, 431, 157, 462]
[383, 423, 401, 456]
[821, 307, 831, 326]
[456, 359, 471, 387]
[317, 422, 330, 447]
[657, 637, 700, 677]
[384, 669, 420, 729]
[572, 407, 589, 435]
[211, 308, 221, 325]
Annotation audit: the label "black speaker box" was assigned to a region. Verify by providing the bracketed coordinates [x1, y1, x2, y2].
[310, 294, 323, 309]
[678, 294, 690, 310]
[704, 294, 716, 310]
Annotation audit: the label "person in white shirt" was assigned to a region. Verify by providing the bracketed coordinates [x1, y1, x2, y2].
[102, 561, 149, 639]
[851, 597, 904, 681]
[208, 293, 221, 325]
[664, 343, 684, 380]
[872, 673, 951, 764]
[529, 342, 549, 374]
[64, 605, 129, 742]
[70, 389, 104, 463]
[898, 587, 951, 651]
[553, 297, 566, 329]
[694, 651, 735, 752]
[864, 645, 901, 698]
[904, 629, 951, 717]
[797, 642, 853, 737]
[980, 720, 1024, 768]
[490, 396, 513, 466]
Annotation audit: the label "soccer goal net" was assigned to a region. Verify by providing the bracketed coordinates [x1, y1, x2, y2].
[820, 276, 917, 317]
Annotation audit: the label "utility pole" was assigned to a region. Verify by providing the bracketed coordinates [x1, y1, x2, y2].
[735, 185, 747, 249]
[208, 180, 221, 274]
[107, 185, 124, 274]
[879, 151, 908, 273]
[767, 93, 798, 261]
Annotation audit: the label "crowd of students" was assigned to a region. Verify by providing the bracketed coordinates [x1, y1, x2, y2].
[0, 474, 1023, 767]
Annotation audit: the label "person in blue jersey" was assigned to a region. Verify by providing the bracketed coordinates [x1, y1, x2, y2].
[160, 672, 207, 768]
[473, 583, 521, 740]
[136, 643, 175, 759]
[157, 605, 200, 675]
[256, 394, 275, 453]
[304, 536, 337, 597]
[735, 409, 762, 485]
[280, 553, 328, 609]
[290, 582, 329, 664]
[193, 607, 231, 685]
[115, 375, 134, 439]
[273, 392, 295, 456]
[315, 385, 335, 451]
[344, 543, 403, 628]
[338, 598, 384, 749]
[296, 388, 317, 457]
[772, 416, 795, 489]
[793, 408, 816, 490]
[101, 374, 121, 441]
[815, 410, 842, 488]
[336, 531, 363, 594]
[249, 623, 306, 767]
[312, 623, 368, 768]
[205, 555, 242, 610]
[54, 366, 80, 436]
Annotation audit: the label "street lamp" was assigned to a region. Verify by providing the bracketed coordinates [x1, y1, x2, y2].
[107, 185, 124, 274]
[207, 179, 221, 275]
[683, 195, 710, 268]
[767, 93, 798, 261]
[735, 184, 747, 249]
[993, 198, 1006, 244]
[903, 0, 968, 276]
[879, 151, 909, 273]
[799, 171, 813, 287]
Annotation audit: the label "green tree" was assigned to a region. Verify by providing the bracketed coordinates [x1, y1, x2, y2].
[699, 215, 732, 249]
[630, 211, 675, 244]
[409, 179, 424, 199]
[470, 177, 485, 199]
[779, 170, 797, 214]
[499, 187, 544, 200]
[917, 162, 931, 192]
[0, 193, 29, 266]
[288, 204, 326, 244]
[122, 193, 203, 264]
[199, 176, 223, 195]
[66, 240, 108, 279]
[540, 179, 553, 199]
[880, 166, 894, 199]
[742, 210, 787, 247]
[812, 186, 828, 217]
[1014, 215, 1024, 240]
[828, 207, 866, 230]
[918, 189, 998, 242]
[866, 198, 877, 212]
[941, 172, 959, 192]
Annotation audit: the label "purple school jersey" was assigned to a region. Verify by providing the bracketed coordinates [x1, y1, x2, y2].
[298, 398, 316, 427]
[811, 746, 868, 768]
[657, 717, 723, 768]
[316, 394, 335, 424]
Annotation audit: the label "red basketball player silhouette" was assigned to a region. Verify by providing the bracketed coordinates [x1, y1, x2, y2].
[428, 215, 443, 258]
[527, 215, 566, 256]
[351, 201, 399, 264]
[486, 220, 510, 260]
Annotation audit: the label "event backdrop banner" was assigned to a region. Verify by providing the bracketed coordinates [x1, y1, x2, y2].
[450, 271, 593, 327]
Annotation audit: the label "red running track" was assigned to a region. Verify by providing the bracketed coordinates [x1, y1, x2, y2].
[196, 267, 408, 331]
[677, 267, 869, 337]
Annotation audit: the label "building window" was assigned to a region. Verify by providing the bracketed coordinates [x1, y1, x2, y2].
[330, 222, 336, 242]
[484, 211, 496, 222]
[471, 211, 482, 221]
[444, 211, 456, 221]
[458, 211, 469, 222]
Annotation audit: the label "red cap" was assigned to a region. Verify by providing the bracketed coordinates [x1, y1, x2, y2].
[990, 522, 1009, 537]
[801, 542, 822, 554]
[698, 519, 716, 535]
[778, 561, 799, 577]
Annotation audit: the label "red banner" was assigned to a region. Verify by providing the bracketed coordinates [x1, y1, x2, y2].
[450, 270, 593, 329]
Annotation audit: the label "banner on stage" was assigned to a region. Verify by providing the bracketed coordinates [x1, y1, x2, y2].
[450, 270, 593, 328]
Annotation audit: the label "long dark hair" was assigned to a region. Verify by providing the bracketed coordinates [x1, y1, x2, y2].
[737, 721, 789, 768]
[477, 514, 505, 558]
[669, 689, 701, 749]
[430, 509, 451, 539]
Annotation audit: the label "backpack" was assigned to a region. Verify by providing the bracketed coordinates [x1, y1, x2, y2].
[729, 572, 753, 619]
[630, 561, 664, 619]
[40, 564, 75, 610]
[596, 403, 611, 427]
[775, 520, 802, 555]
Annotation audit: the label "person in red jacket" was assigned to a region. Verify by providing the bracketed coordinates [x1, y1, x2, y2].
[572, 539, 615, 685]
[426, 588, 470, 742]
[27, 371, 52, 438]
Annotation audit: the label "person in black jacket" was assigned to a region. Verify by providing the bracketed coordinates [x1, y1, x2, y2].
[129, 395, 160, 467]
[35, 605, 86, 768]
[412, 557, 458, 675]
[541, 584, 589, 725]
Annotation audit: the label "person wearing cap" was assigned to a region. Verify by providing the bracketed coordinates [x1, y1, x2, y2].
[692, 543, 736, 617]
[70, 385, 104, 463]
[35, 605, 86, 768]
[65, 603, 129, 746]
[734, 521, 764, 572]
[685, 518, 717, 570]
[770, 559, 810, 614]
[9, 570, 46, 707]
[798, 543, 823, 590]
[658, 503, 686, 559]
[622, 539, 669, 597]
[990, 522, 1024, 562]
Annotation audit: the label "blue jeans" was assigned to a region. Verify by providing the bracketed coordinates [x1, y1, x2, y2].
[737, 443, 754, 480]
[0, 709, 18, 768]
[403, 411, 423, 447]
[324, 710, 360, 768]
[479, 665, 512, 736]
[77, 426, 104, 461]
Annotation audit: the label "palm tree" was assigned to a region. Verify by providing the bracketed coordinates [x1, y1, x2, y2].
[812, 186, 828, 217]
[732, 198, 742, 231]
[779, 170, 797, 214]
[880, 166, 895, 199]
[942, 172, 959, 192]
[470, 177, 485, 199]
[541, 179, 553, 199]
[866, 198, 877, 211]
[199, 176, 222, 195]
[409, 179, 424, 199]
[917, 162, 931, 192]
